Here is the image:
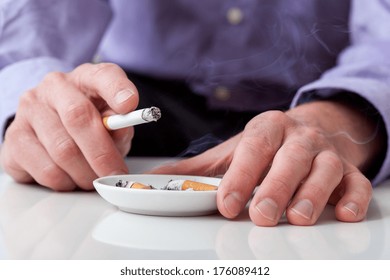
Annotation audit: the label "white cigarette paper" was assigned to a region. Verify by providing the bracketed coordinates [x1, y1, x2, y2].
[103, 106, 161, 130]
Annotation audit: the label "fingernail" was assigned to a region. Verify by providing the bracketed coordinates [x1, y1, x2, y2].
[290, 199, 313, 220]
[344, 202, 359, 216]
[255, 198, 278, 222]
[223, 192, 244, 218]
[115, 89, 134, 104]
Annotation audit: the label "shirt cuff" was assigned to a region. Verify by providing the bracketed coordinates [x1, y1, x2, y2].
[0, 57, 73, 142]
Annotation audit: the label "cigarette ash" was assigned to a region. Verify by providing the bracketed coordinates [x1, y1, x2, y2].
[141, 106, 161, 122]
[161, 179, 188, 191]
[115, 180, 129, 188]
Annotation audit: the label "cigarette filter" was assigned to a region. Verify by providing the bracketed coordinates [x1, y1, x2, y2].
[103, 106, 161, 130]
[164, 180, 218, 191]
[128, 182, 153, 189]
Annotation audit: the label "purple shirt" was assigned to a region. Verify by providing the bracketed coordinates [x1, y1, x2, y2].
[1, 0, 390, 184]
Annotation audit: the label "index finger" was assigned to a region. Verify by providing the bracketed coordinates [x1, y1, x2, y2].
[40, 75, 129, 179]
[217, 113, 284, 219]
[69, 63, 139, 114]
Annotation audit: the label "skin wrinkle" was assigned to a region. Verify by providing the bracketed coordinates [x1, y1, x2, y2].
[265, 175, 296, 201]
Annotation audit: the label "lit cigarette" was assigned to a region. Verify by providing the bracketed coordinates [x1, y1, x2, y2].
[103, 106, 161, 130]
[163, 180, 218, 191]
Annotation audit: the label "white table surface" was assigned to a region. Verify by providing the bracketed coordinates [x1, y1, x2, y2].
[0, 157, 389, 260]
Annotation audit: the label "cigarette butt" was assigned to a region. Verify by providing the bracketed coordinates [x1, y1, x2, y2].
[129, 182, 153, 189]
[181, 180, 218, 191]
[115, 179, 153, 189]
[165, 180, 218, 191]
[103, 106, 161, 130]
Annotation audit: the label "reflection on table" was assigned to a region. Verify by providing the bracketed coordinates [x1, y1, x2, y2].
[0, 158, 389, 259]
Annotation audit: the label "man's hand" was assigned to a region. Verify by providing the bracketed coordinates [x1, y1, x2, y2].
[152, 100, 385, 226]
[1, 63, 139, 191]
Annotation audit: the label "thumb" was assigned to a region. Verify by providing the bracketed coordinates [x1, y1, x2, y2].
[149, 135, 241, 176]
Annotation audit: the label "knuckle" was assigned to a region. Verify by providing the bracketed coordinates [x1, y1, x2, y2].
[261, 110, 288, 124]
[4, 125, 29, 149]
[235, 164, 260, 186]
[299, 130, 318, 146]
[91, 63, 127, 92]
[42, 71, 67, 85]
[3, 123, 17, 140]
[241, 130, 276, 160]
[39, 164, 75, 191]
[246, 110, 286, 132]
[63, 101, 95, 127]
[91, 151, 113, 168]
[321, 151, 343, 173]
[275, 144, 313, 179]
[348, 171, 372, 199]
[74, 62, 93, 72]
[308, 182, 329, 200]
[295, 126, 325, 149]
[267, 175, 293, 198]
[73, 63, 128, 94]
[53, 137, 80, 162]
[284, 142, 312, 164]
[243, 111, 286, 151]
[1, 149, 32, 183]
[100, 78, 121, 94]
[240, 136, 261, 155]
[1, 157, 18, 177]
[90, 62, 120, 79]
[19, 89, 38, 108]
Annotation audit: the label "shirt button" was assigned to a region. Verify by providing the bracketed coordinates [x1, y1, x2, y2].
[92, 53, 101, 63]
[214, 86, 231, 101]
[226, 7, 243, 25]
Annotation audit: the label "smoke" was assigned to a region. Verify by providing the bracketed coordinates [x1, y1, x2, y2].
[177, 133, 223, 157]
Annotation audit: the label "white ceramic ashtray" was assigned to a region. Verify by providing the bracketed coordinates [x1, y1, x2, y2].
[93, 174, 221, 216]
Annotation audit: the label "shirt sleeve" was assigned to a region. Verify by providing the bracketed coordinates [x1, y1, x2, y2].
[0, 0, 112, 141]
[291, 0, 390, 186]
